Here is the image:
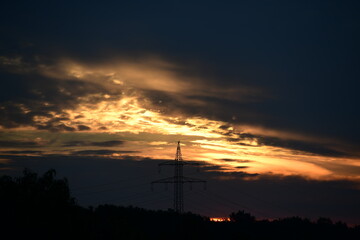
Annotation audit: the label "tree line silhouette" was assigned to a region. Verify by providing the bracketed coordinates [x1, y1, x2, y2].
[1, 169, 359, 239]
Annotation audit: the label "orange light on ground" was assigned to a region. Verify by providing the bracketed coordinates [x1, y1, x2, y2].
[210, 217, 231, 222]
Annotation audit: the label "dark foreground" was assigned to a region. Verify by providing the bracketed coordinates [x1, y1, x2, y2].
[1, 169, 359, 240]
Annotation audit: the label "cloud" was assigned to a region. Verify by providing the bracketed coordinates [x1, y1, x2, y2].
[256, 136, 350, 157]
[0, 0, 359, 148]
[235, 166, 249, 169]
[77, 125, 91, 131]
[37, 123, 76, 132]
[220, 126, 357, 158]
[0, 3, 359, 182]
[0, 54, 265, 134]
[220, 159, 252, 163]
[200, 164, 252, 175]
[0, 150, 43, 154]
[1, 54, 357, 160]
[0, 140, 39, 148]
[226, 131, 352, 158]
[0, 66, 116, 131]
[62, 140, 124, 147]
[71, 150, 138, 156]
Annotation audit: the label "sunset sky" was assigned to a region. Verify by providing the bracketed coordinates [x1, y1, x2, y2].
[1, 1, 360, 224]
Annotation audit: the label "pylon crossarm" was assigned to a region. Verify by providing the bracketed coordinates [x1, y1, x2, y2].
[182, 161, 201, 166]
[151, 177, 176, 184]
[158, 160, 176, 166]
[182, 176, 206, 183]
[159, 160, 201, 166]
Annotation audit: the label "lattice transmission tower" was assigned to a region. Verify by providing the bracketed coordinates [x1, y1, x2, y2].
[152, 141, 206, 213]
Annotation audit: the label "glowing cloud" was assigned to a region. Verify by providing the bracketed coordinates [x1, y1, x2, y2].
[1, 56, 359, 182]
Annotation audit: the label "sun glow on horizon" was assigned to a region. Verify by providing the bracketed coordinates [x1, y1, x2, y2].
[210, 217, 231, 222]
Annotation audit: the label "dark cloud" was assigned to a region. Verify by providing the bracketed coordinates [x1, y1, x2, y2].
[91, 141, 124, 147]
[182, 2, 357, 147]
[0, 150, 43, 154]
[223, 130, 353, 158]
[74, 115, 84, 119]
[220, 159, 238, 162]
[257, 136, 350, 157]
[304, 160, 360, 178]
[0, 70, 116, 131]
[200, 164, 254, 176]
[62, 141, 89, 147]
[220, 159, 252, 163]
[37, 123, 76, 132]
[144, 89, 260, 125]
[0, 140, 39, 148]
[77, 125, 91, 131]
[200, 165, 226, 171]
[71, 150, 138, 156]
[235, 166, 249, 169]
[210, 171, 259, 180]
[0, 0, 359, 151]
[62, 140, 124, 147]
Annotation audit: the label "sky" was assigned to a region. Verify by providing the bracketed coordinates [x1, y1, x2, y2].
[1, 0, 360, 224]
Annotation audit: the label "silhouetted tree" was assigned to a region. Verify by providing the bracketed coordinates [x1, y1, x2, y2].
[0, 169, 80, 239]
[230, 210, 256, 224]
[1, 169, 359, 240]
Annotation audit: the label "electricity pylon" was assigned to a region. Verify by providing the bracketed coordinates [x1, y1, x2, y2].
[152, 141, 206, 213]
